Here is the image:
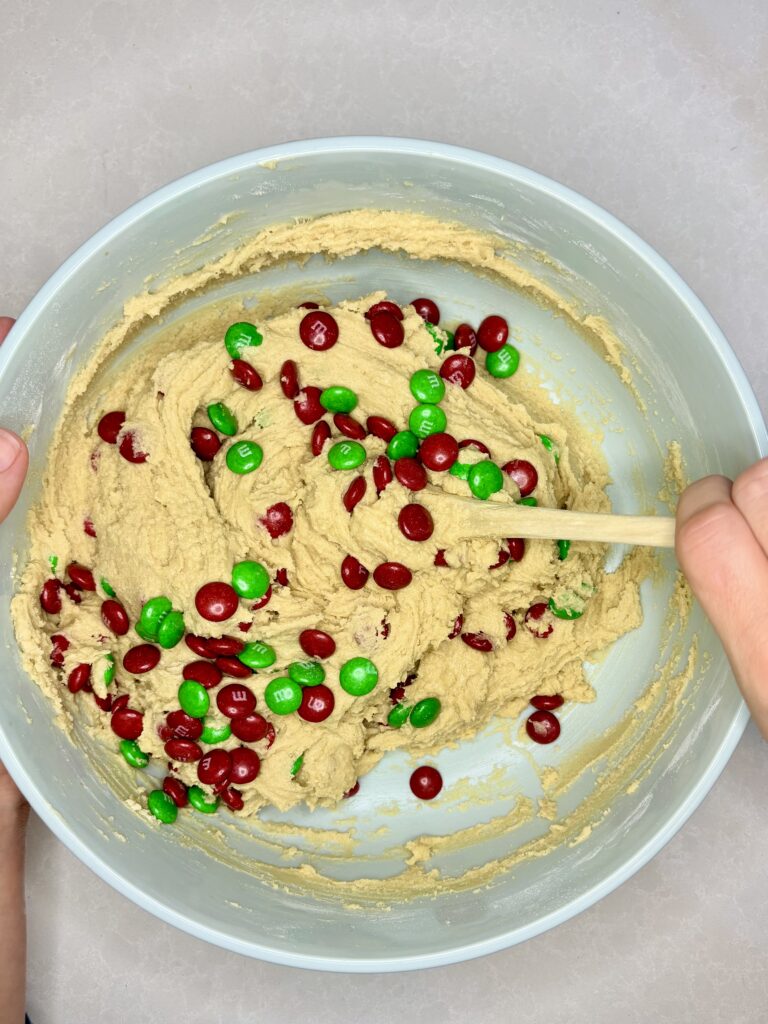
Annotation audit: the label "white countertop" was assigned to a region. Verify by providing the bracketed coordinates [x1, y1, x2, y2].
[3, 1, 767, 1020]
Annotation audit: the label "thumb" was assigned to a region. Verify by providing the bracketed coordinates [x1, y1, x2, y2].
[0, 429, 28, 524]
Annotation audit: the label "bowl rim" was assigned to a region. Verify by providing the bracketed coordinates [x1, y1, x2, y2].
[0, 135, 763, 972]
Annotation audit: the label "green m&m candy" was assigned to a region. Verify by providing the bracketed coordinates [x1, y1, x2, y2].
[409, 369, 445, 405]
[136, 596, 172, 641]
[291, 754, 304, 777]
[188, 785, 219, 814]
[100, 577, 116, 598]
[409, 697, 441, 728]
[103, 653, 115, 687]
[119, 739, 148, 768]
[519, 496, 538, 507]
[538, 433, 560, 464]
[328, 440, 366, 471]
[48, 554, 58, 573]
[207, 402, 238, 436]
[288, 661, 326, 687]
[467, 460, 504, 500]
[178, 679, 210, 718]
[238, 640, 276, 670]
[557, 539, 571, 561]
[339, 657, 378, 696]
[409, 404, 447, 439]
[387, 703, 410, 728]
[200, 719, 232, 744]
[225, 321, 263, 360]
[226, 440, 263, 474]
[548, 594, 585, 620]
[320, 386, 358, 413]
[449, 461, 470, 481]
[485, 345, 520, 379]
[386, 430, 419, 460]
[148, 789, 178, 824]
[157, 610, 185, 649]
[264, 677, 302, 715]
[231, 560, 270, 600]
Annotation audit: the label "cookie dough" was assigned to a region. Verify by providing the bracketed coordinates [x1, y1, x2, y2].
[12, 212, 644, 820]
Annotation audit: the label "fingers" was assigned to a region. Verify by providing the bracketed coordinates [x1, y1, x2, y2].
[0, 430, 28, 524]
[0, 317, 15, 344]
[731, 457, 768, 556]
[676, 474, 768, 737]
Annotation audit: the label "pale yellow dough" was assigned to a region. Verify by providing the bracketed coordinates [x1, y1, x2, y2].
[12, 211, 645, 819]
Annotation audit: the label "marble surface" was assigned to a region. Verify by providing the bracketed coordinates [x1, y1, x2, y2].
[2, 0, 767, 1020]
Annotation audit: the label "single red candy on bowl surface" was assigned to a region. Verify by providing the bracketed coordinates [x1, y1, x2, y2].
[366, 415, 397, 442]
[67, 663, 91, 694]
[167, 709, 203, 740]
[217, 682, 257, 719]
[97, 410, 125, 444]
[341, 554, 369, 590]
[123, 644, 161, 674]
[111, 707, 144, 741]
[502, 459, 538, 497]
[216, 655, 253, 678]
[195, 582, 239, 622]
[343, 476, 367, 513]
[440, 354, 475, 389]
[299, 310, 339, 351]
[190, 427, 221, 461]
[197, 749, 232, 786]
[119, 431, 147, 464]
[299, 628, 336, 659]
[526, 709, 561, 744]
[101, 599, 129, 636]
[398, 504, 434, 542]
[411, 297, 440, 324]
[261, 501, 293, 538]
[334, 413, 367, 440]
[531, 694, 564, 711]
[67, 563, 95, 591]
[231, 712, 269, 743]
[525, 602, 554, 638]
[394, 457, 427, 491]
[40, 579, 62, 614]
[162, 776, 189, 808]
[373, 562, 412, 590]
[311, 420, 331, 456]
[365, 300, 403, 321]
[369, 311, 405, 348]
[453, 323, 478, 355]
[279, 359, 299, 398]
[183, 660, 223, 688]
[344, 781, 360, 799]
[419, 432, 458, 472]
[230, 359, 262, 391]
[229, 747, 261, 784]
[461, 631, 493, 652]
[164, 738, 203, 763]
[373, 455, 393, 495]
[477, 314, 509, 352]
[410, 765, 443, 800]
[294, 386, 325, 425]
[298, 684, 335, 723]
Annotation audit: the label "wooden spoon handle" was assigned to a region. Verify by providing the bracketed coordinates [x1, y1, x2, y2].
[433, 494, 676, 548]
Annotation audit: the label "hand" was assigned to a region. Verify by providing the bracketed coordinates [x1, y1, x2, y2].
[676, 459, 768, 739]
[0, 316, 30, 823]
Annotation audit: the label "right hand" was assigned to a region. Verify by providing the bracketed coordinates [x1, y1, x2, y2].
[676, 460, 768, 738]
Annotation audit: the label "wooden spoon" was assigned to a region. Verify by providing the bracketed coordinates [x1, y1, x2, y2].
[432, 491, 676, 548]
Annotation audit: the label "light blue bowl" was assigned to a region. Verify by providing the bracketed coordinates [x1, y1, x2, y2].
[0, 138, 764, 971]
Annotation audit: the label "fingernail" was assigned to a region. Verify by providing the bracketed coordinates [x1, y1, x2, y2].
[0, 429, 23, 472]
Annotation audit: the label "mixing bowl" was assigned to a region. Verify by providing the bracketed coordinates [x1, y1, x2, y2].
[0, 138, 764, 971]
